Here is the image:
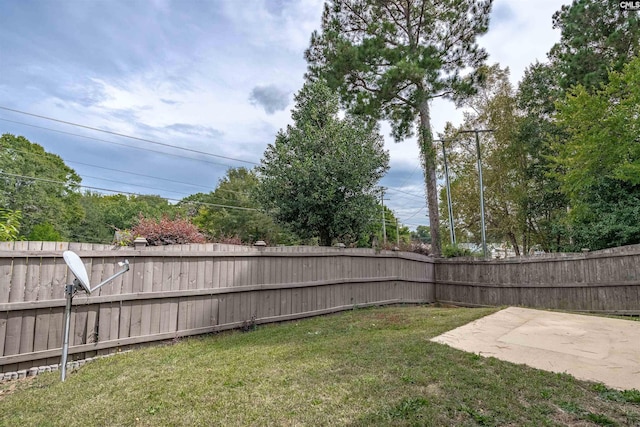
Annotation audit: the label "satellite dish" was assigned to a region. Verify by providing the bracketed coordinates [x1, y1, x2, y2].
[60, 251, 129, 381]
[63, 251, 91, 293]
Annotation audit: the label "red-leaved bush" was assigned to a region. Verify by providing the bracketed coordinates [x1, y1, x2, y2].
[131, 215, 206, 246]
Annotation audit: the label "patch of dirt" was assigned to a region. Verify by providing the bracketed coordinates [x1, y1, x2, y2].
[417, 383, 442, 397]
[550, 411, 595, 427]
[0, 376, 37, 401]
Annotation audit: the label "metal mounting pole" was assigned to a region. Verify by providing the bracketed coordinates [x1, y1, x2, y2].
[475, 131, 488, 259]
[59, 253, 130, 382]
[441, 140, 456, 245]
[380, 187, 387, 245]
[61, 283, 75, 381]
[457, 129, 493, 259]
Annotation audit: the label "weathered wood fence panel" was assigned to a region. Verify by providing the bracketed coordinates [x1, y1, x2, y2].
[436, 245, 640, 315]
[4, 241, 639, 373]
[0, 243, 434, 372]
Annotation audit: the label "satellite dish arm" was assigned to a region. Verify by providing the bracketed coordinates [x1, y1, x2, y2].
[89, 260, 130, 294]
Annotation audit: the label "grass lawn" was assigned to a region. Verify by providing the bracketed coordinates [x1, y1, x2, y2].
[1, 306, 639, 426]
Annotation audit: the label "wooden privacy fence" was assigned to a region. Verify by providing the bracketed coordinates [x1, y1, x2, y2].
[436, 245, 640, 315]
[0, 242, 434, 373]
[2, 241, 640, 373]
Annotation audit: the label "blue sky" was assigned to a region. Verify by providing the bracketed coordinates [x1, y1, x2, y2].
[0, 0, 569, 230]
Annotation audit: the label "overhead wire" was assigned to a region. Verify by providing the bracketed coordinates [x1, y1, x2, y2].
[385, 186, 425, 199]
[0, 108, 432, 225]
[401, 205, 427, 221]
[0, 107, 259, 165]
[0, 171, 260, 212]
[2, 114, 426, 197]
[395, 163, 422, 188]
[0, 117, 244, 169]
[1, 145, 251, 197]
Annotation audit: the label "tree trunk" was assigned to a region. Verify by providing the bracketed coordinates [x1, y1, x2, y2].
[508, 232, 520, 257]
[418, 99, 441, 257]
[320, 229, 332, 247]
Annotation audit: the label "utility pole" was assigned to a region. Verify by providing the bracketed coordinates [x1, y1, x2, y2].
[395, 218, 400, 247]
[380, 187, 387, 245]
[458, 129, 494, 259]
[434, 138, 456, 245]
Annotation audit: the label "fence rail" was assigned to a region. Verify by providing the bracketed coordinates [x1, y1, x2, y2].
[2, 242, 640, 373]
[0, 242, 434, 373]
[435, 245, 640, 315]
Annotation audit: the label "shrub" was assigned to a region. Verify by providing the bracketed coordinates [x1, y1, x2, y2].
[0, 209, 21, 241]
[442, 244, 473, 258]
[27, 223, 62, 241]
[131, 215, 206, 245]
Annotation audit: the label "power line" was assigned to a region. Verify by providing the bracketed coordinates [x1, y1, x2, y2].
[2, 115, 427, 196]
[1, 145, 250, 197]
[80, 174, 198, 198]
[69, 161, 214, 192]
[0, 107, 259, 165]
[2, 114, 429, 202]
[80, 174, 249, 205]
[395, 163, 422, 188]
[0, 171, 260, 212]
[385, 186, 424, 199]
[401, 205, 426, 221]
[0, 117, 242, 168]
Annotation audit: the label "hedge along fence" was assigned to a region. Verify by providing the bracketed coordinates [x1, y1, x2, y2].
[0, 241, 435, 373]
[435, 244, 640, 315]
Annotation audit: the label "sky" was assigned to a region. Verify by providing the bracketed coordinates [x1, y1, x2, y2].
[0, 0, 571, 230]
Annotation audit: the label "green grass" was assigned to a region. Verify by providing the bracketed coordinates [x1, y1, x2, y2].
[1, 306, 638, 426]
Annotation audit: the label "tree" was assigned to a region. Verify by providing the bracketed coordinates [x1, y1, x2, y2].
[257, 81, 389, 246]
[70, 192, 176, 243]
[181, 168, 298, 245]
[305, 0, 492, 256]
[553, 56, 640, 249]
[27, 223, 62, 241]
[410, 225, 431, 243]
[518, 0, 640, 251]
[549, 0, 640, 92]
[0, 133, 83, 239]
[0, 209, 22, 241]
[555, 57, 640, 193]
[440, 65, 530, 253]
[359, 204, 411, 248]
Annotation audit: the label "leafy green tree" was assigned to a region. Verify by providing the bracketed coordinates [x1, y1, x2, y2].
[305, 0, 492, 256]
[27, 223, 62, 241]
[515, 63, 570, 251]
[257, 81, 389, 246]
[555, 57, 640, 192]
[514, 0, 640, 251]
[566, 179, 640, 250]
[181, 168, 298, 244]
[441, 65, 531, 253]
[0, 209, 22, 241]
[410, 225, 431, 244]
[70, 192, 176, 243]
[359, 204, 411, 248]
[554, 56, 640, 249]
[0, 133, 83, 239]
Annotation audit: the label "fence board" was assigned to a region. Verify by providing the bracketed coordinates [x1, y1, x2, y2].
[0, 311, 6, 357]
[18, 240, 640, 373]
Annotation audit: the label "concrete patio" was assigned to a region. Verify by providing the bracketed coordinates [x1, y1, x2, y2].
[431, 307, 640, 390]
